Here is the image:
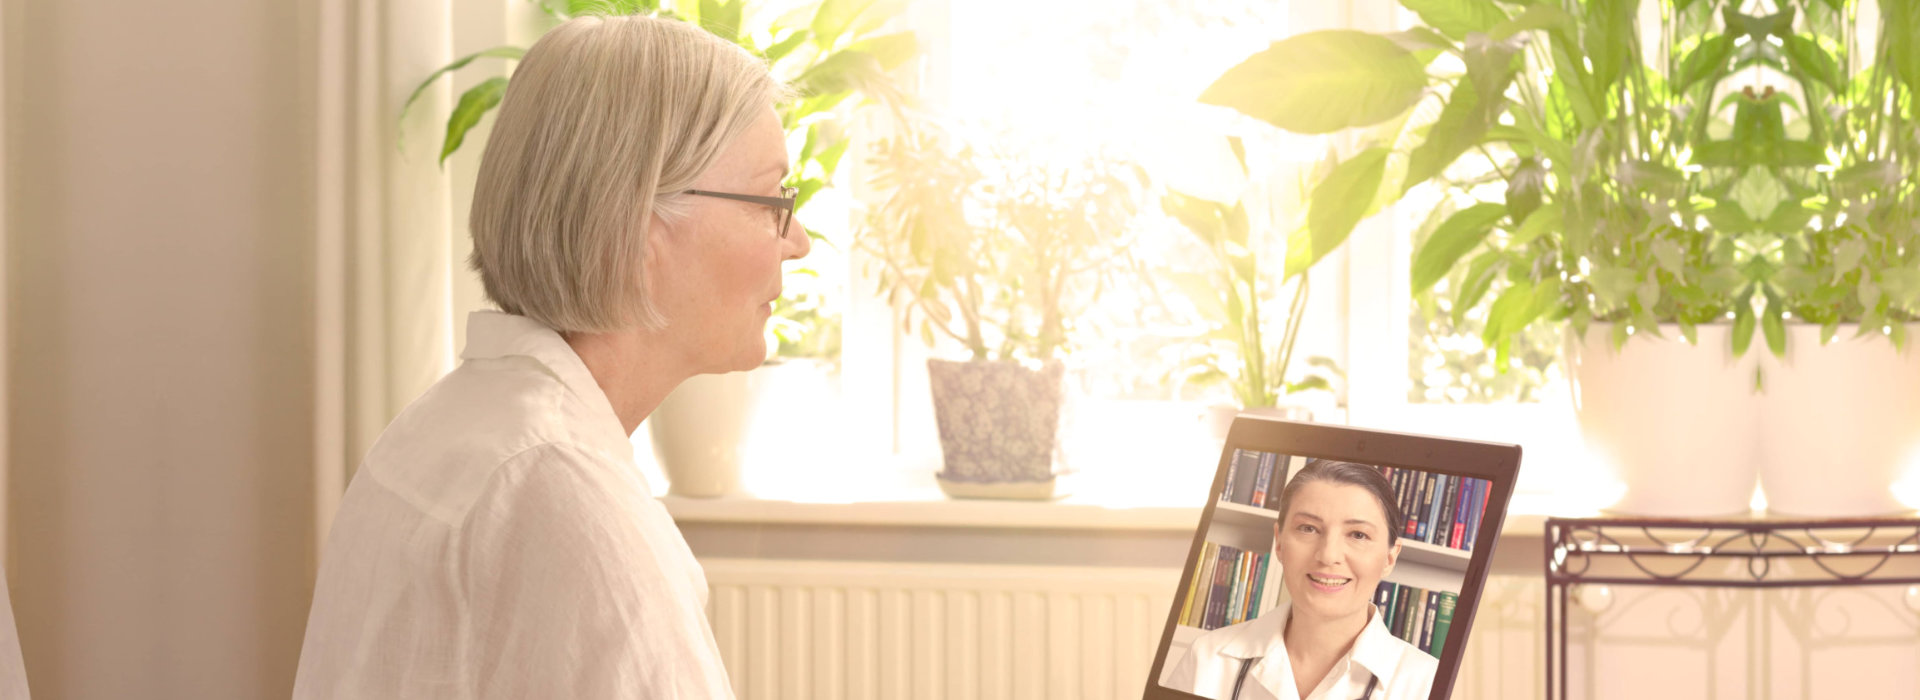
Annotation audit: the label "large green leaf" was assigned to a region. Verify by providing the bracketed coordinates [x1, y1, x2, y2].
[1889, 1, 1920, 93]
[845, 31, 920, 71]
[811, 0, 878, 49]
[1585, 0, 1637, 91]
[1200, 31, 1427, 135]
[1412, 202, 1507, 293]
[400, 46, 526, 148]
[1491, 3, 1570, 41]
[1508, 201, 1561, 247]
[697, 0, 743, 42]
[1298, 148, 1391, 279]
[1403, 74, 1493, 193]
[1675, 35, 1734, 91]
[440, 77, 509, 165]
[1782, 34, 1841, 92]
[1453, 251, 1506, 325]
[1401, 0, 1510, 41]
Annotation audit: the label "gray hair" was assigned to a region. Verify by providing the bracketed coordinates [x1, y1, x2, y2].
[469, 15, 788, 332]
[1275, 460, 1403, 547]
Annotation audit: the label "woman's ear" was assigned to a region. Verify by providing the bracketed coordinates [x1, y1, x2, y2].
[1382, 540, 1401, 578]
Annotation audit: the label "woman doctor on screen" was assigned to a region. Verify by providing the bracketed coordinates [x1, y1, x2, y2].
[1164, 461, 1437, 700]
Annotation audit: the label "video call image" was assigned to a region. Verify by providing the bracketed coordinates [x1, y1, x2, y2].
[1157, 452, 1492, 700]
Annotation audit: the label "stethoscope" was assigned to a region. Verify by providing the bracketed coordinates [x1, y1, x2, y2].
[1230, 657, 1379, 700]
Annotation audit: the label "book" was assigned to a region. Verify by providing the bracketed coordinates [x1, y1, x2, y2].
[1392, 468, 1414, 536]
[1231, 452, 1265, 505]
[1180, 545, 1204, 626]
[1405, 469, 1420, 533]
[1465, 478, 1488, 552]
[1259, 551, 1284, 617]
[1428, 473, 1451, 544]
[1419, 590, 1439, 653]
[1435, 474, 1457, 546]
[1373, 581, 1392, 618]
[1449, 477, 1468, 549]
[1430, 591, 1458, 659]
[1209, 544, 1234, 628]
[1392, 584, 1417, 640]
[1263, 457, 1289, 510]
[1193, 542, 1218, 627]
[1241, 551, 1258, 623]
[1414, 473, 1435, 541]
[1250, 453, 1274, 507]
[1249, 552, 1268, 619]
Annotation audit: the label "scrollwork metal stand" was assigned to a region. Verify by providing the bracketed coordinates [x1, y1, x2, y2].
[1544, 516, 1920, 700]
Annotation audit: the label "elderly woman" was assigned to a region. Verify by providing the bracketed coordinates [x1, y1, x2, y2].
[293, 15, 807, 699]
[1163, 461, 1438, 700]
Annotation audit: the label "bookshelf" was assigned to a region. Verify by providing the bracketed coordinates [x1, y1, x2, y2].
[1164, 455, 1476, 664]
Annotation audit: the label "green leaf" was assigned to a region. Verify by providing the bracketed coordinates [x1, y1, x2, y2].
[1782, 34, 1841, 92]
[1888, 1, 1920, 93]
[1200, 31, 1428, 134]
[1453, 251, 1506, 325]
[1302, 148, 1391, 278]
[846, 31, 920, 71]
[1401, 0, 1510, 41]
[1728, 295, 1758, 354]
[400, 46, 525, 149]
[1412, 202, 1507, 294]
[1491, 3, 1570, 40]
[1404, 74, 1492, 193]
[1762, 302, 1787, 356]
[811, 0, 879, 49]
[440, 77, 509, 165]
[1652, 239, 1686, 278]
[1674, 35, 1734, 91]
[1508, 201, 1561, 247]
[1584, 0, 1637, 91]
[763, 30, 812, 63]
[697, 0, 743, 40]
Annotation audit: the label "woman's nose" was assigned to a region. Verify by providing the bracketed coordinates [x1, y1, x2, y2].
[783, 215, 812, 261]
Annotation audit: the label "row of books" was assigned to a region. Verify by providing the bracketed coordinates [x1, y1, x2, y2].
[1377, 466, 1489, 552]
[1373, 581, 1457, 660]
[1177, 541, 1283, 631]
[1220, 449, 1289, 509]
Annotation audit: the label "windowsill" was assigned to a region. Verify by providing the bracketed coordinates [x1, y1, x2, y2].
[659, 466, 1593, 536]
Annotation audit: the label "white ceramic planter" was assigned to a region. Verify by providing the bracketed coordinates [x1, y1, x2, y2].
[1566, 323, 1761, 516]
[1758, 323, 1920, 517]
[648, 369, 762, 498]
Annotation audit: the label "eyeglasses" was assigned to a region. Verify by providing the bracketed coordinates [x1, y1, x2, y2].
[683, 186, 799, 240]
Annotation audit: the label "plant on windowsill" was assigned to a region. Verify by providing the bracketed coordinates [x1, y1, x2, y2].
[1158, 139, 1344, 433]
[857, 120, 1147, 500]
[1195, 0, 1916, 517]
[404, 0, 917, 497]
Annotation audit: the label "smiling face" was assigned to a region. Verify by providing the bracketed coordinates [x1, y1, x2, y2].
[1273, 480, 1401, 626]
[645, 107, 811, 372]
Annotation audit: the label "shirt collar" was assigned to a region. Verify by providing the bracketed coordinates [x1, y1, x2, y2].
[459, 310, 634, 461]
[1224, 601, 1407, 683]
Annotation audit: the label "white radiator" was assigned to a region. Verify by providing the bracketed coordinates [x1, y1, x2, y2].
[701, 558, 1545, 700]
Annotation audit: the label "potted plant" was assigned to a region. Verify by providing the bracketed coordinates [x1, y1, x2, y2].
[406, 0, 917, 497]
[1198, 0, 1916, 516]
[1739, 0, 1920, 515]
[1158, 139, 1344, 437]
[858, 121, 1146, 499]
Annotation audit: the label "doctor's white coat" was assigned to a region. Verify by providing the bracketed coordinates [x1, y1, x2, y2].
[1162, 601, 1438, 700]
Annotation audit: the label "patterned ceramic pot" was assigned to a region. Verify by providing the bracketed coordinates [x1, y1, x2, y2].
[926, 358, 1065, 498]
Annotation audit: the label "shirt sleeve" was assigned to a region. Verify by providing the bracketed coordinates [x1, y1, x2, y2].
[458, 443, 733, 699]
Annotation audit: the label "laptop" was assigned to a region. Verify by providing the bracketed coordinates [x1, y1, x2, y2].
[1143, 416, 1521, 700]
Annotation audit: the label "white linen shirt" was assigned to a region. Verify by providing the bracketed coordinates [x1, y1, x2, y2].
[293, 310, 733, 700]
[1162, 601, 1437, 700]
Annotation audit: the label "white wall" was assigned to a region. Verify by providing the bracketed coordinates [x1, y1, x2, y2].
[4, 0, 319, 698]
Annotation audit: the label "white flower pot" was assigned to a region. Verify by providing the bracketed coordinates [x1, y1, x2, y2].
[648, 369, 763, 498]
[1566, 323, 1761, 516]
[1758, 324, 1920, 517]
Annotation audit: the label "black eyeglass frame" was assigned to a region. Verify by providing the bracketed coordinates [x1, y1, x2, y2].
[683, 187, 799, 240]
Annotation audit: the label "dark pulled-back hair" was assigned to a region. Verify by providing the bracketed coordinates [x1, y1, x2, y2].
[1274, 460, 1403, 547]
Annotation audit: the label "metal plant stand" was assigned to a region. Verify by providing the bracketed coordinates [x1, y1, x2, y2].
[1543, 516, 1920, 700]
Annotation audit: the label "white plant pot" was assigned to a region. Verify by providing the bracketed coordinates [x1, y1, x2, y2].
[1758, 324, 1920, 517]
[648, 369, 763, 498]
[1566, 323, 1760, 517]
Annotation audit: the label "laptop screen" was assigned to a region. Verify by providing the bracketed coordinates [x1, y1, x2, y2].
[1143, 418, 1520, 700]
